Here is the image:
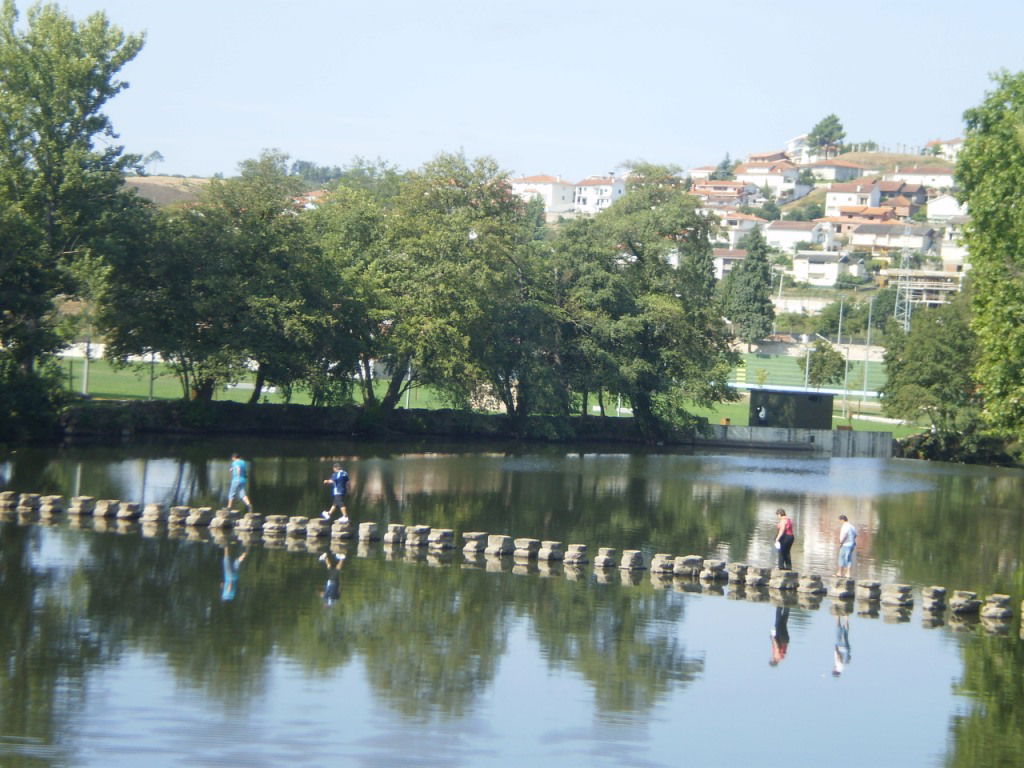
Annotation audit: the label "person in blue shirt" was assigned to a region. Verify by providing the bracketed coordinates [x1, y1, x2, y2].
[226, 452, 253, 513]
[322, 463, 350, 522]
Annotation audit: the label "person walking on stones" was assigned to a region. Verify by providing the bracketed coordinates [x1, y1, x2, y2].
[775, 508, 795, 570]
[226, 452, 253, 513]
[322, 463, 350, 522]
[318, 551, 346, 606]
[835, 514, 858, 578]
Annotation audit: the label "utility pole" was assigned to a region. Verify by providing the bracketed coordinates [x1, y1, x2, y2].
[894, 228, 914, 333]
[862, 295, 874, 408]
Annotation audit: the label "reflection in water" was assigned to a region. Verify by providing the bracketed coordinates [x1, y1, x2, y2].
[1, 440, 1023, 766]
[770, 606, 790, 666]
[833, 615, 851, 676]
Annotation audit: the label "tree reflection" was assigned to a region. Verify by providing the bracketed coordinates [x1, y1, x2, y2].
[946, 635, 1024, 768]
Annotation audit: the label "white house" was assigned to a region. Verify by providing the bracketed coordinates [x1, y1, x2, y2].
[733, 161, 810, 203]
[786, 134, 817, 165]
[885, 165, 956, 190]
[824, 178, 881, 217]
[936, 217, 970, 272]
[712, 248, 747, 281]
[717, 210, 766, 248]
[924, 138, 964, 163]
[808, 160, 870, 182]
[849, 222, 935, 254]
[688, 165, 716, 181]
[574, 176, 626, 215]
[926, 193, 968, 223]
[792, 251, 850, 286]
[765, 220, 836, 254]
[509, 175, 576, 214]
[691, 179, 758, 209]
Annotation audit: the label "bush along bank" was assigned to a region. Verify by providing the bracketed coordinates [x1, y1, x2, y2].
[58, 399, 699, 445]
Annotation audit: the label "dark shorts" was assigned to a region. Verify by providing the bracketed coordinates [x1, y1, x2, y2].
[333, 493, 347, 505]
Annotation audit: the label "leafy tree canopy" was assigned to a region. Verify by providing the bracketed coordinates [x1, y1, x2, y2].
[808, 114, 846, 159]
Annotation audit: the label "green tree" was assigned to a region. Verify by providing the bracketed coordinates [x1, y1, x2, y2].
[957, 70, 1024, 439]
[569, 162, 737, 437]
[709, 153, 735, 180]
[0, 0, 146, 431]
[881, 296, 979, 433]
[725, 229, 775, 349]
[797, 339, 844, 388]
[808, 114, 846, 159]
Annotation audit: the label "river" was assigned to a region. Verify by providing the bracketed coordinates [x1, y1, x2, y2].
[1, 438, 1021, 767]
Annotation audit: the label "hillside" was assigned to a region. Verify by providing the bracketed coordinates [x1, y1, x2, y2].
[124, 175, 208, 206]
[832, 151, 955, 174]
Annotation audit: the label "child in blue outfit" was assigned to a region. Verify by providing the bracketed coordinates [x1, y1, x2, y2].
[226, 452, 253, 513]
[322, 463, 350, 522]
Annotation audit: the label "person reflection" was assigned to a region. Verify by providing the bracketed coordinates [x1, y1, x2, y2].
[770, 606, 790, 666]
[833, 615, 852, 677]
[319, 551, 346, 607]
[220, 544, 248, 602]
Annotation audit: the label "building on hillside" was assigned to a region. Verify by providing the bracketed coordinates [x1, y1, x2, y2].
[878, 180, 927, 205]
[712, 248, 747, 281]
[691, 179, 758, 209]
[688, 165, 717, 181]
[764, 220, 836, 254]
[879, 268, 965, 306]
[293, 189, 328, 210]
[927, 193, 968, 223]
[849, 222, 935, 255]
[815, 215, 874, 238]
[792, 251, 853, 287]
[733, 161, 811, 203]
[574, 176, 626, 215]
[509, 175, 576, 214]
[923, 138, 964, 163]
[824, 178, 881, 217]
[808, 160, 870, 182]
[717, 211, 766, 249]
[786, 134, 816, 165]
[938, 215, 970, 271]
[837, 205, 896, 223]
[884, 165, 956, 190]
[748, 150, 789, 163]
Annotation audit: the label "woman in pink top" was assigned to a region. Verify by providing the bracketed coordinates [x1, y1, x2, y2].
[775, 508, 795, 570]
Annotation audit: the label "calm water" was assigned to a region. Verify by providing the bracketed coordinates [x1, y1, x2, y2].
[1, 438, 1022, 767]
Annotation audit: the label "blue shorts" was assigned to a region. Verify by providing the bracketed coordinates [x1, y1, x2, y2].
[228, 481, 247, 501]
[838, 545, 855, 567]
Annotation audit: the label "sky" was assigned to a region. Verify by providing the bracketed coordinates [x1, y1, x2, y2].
[49, 0, 1024, 181]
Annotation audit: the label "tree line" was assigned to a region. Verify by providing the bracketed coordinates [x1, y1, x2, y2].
[0, 2, 748, 440]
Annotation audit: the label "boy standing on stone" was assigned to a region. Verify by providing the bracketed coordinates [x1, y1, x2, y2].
[322, 462, 350, 522]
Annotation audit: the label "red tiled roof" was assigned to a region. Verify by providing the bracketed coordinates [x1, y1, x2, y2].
[513, 174, 571, 184]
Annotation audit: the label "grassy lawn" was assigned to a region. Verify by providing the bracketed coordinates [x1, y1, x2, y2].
[62, 356, 918, 437]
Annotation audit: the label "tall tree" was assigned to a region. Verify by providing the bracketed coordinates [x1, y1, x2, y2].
[571, 162, 737, 437]
[807, 114, 845, 159]
[0, 0, 146, 431]
[796, 339, 844, 388]
[725, 228, 775, 350]
[958, 70, 1024, 439]
[881, 295, 979, 434]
